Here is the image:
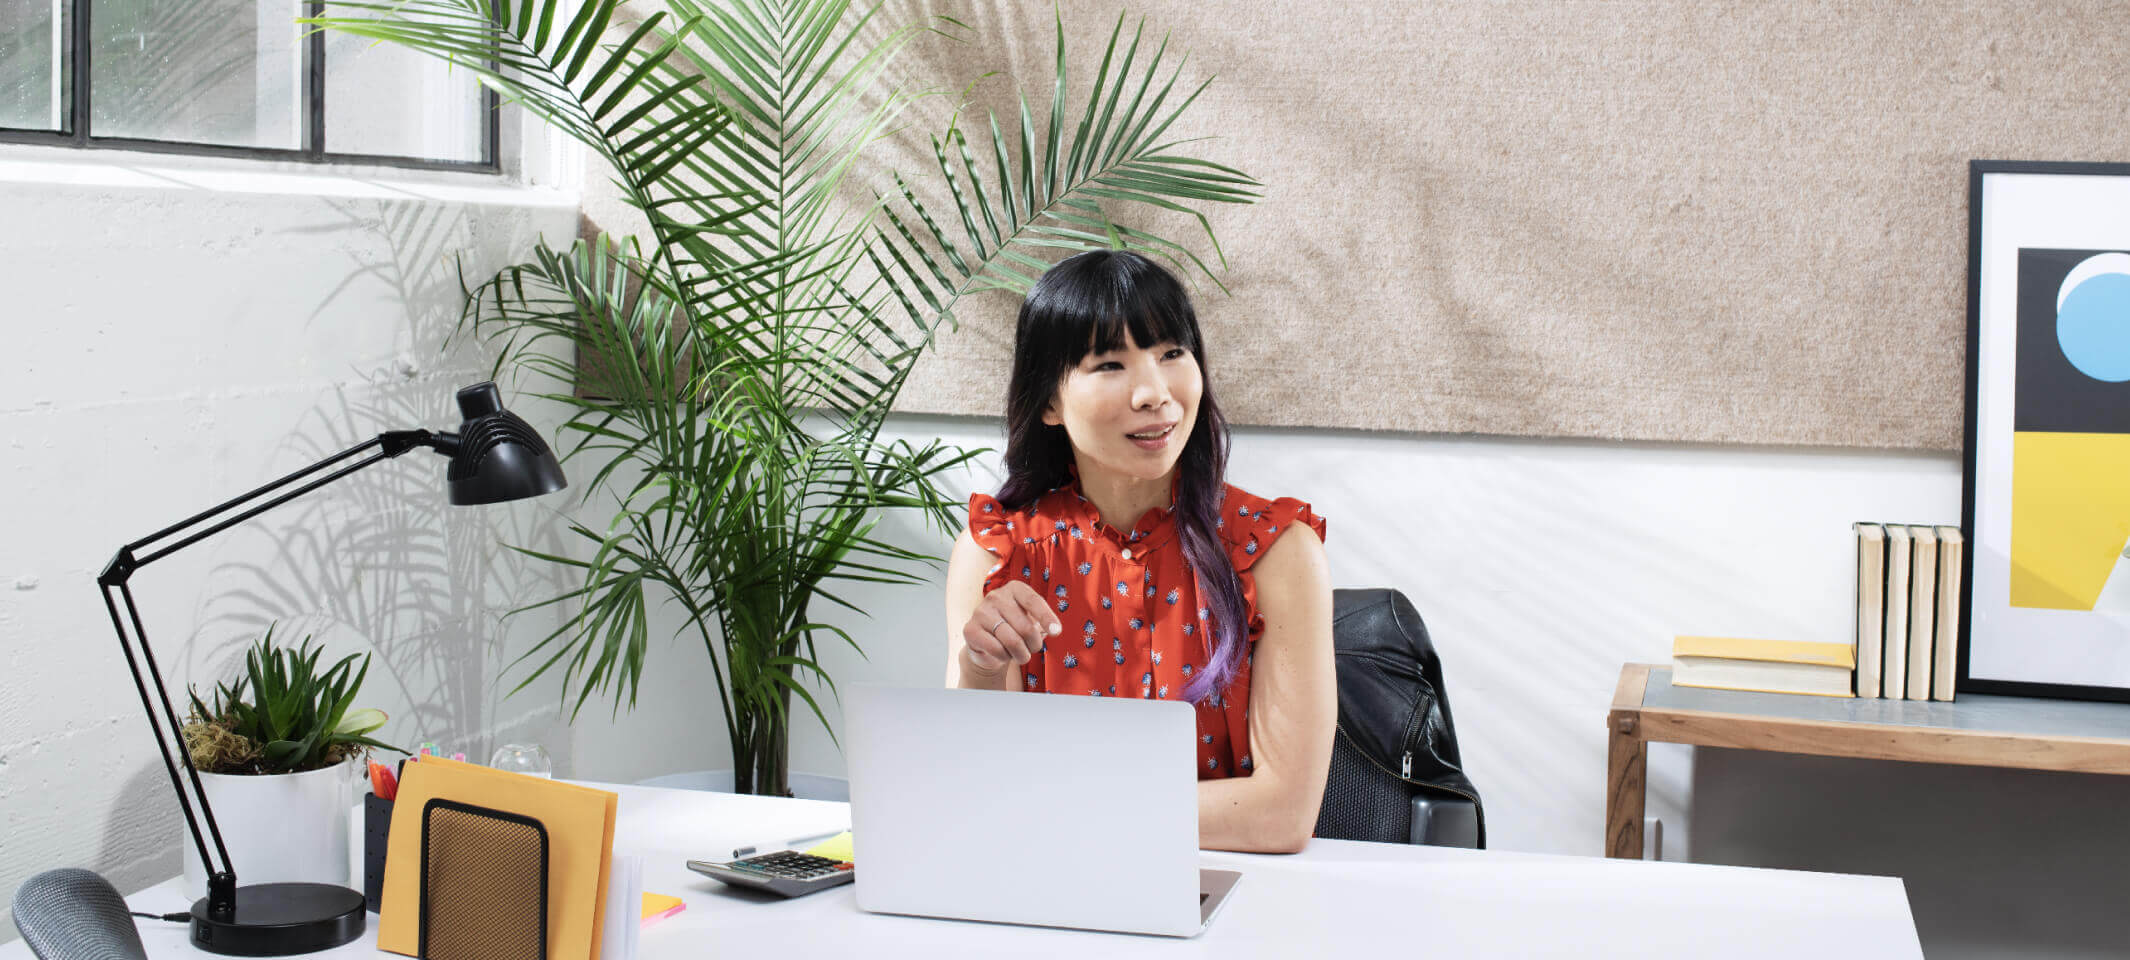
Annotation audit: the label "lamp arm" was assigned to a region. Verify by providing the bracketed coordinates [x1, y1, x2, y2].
[94, 428, 450, 917]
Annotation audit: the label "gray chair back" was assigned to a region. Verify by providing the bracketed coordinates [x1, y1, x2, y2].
[11, 869, 149, 960]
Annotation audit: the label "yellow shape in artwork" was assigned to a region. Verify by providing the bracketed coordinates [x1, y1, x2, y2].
[2012, 432, 2130, 610]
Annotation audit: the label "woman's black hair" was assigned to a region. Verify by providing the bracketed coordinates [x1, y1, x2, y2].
[993, 249, 1247, 704]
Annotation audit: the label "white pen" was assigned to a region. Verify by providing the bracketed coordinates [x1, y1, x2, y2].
[730, 827, 847, 859]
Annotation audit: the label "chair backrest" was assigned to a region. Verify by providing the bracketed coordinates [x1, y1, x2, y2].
[1313, 588, 1483, 846]
[11, 868, 149, 960]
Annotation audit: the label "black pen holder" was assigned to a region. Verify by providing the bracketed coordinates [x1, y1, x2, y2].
[364, 793, 394, 913]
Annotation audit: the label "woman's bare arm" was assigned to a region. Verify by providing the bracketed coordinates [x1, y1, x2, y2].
[1195, 524, 1336, 853]
[943, 525, 1023, 691]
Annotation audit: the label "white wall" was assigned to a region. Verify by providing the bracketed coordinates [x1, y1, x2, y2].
[755, 417, 1964, 849]
[0, 139, 583, 939]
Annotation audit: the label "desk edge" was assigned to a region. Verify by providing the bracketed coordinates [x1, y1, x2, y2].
[1633, 699, 2130, 774]
[1610, 663, 1654, 731]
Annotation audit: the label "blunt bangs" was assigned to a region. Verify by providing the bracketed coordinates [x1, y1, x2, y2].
[1082, 276, 1199, 360]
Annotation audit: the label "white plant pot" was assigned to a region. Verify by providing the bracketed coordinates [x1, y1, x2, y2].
[181, 758, 357, 892]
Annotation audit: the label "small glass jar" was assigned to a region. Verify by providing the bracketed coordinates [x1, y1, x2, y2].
[488, 742, 554, 778]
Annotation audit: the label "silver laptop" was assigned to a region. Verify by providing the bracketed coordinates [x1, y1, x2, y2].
[844, 684, 1242, 937]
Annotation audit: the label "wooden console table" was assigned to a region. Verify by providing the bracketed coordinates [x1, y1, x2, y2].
[1606, 662, 2130, 859]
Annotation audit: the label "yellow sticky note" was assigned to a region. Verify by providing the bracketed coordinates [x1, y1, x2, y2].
[641, 893, 684, 926]
[804, 831, 854, 863]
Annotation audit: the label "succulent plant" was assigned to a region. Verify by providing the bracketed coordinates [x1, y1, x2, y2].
[183, 625, 405, 775]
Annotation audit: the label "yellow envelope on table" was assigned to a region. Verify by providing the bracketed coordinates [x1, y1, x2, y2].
[378, 757, 619, 960]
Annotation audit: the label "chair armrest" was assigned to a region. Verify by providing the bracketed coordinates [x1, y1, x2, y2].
[1411, 794, 1479, 848]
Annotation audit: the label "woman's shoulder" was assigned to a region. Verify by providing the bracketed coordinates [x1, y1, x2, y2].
[968, 485, 1082, 529]
[1215, 483, 1327, 567]
[1216, 483, 1326, 531]
[966, 486, 1092, 557]
[968, 490, 1018, 526]
[967, 487, 1093, 592]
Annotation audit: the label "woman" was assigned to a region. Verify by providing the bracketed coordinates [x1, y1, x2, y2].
[941, 249, 1336, 854]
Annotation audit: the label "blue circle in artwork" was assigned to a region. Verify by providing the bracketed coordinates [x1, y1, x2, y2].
[2057, 273, 2130, 383]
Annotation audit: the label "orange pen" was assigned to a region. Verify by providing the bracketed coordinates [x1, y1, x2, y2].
[369, 760, 399, 801]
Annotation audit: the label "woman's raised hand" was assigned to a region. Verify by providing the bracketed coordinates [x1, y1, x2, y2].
[961, 581, 1063, 676]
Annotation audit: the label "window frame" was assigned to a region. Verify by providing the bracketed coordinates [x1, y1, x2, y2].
[0, 0, 499, 173]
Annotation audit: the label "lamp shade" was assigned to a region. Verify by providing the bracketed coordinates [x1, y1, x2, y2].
[445, 382, 567, 505]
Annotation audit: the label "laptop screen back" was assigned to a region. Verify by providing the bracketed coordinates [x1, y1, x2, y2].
[845, 685, 1202, 936]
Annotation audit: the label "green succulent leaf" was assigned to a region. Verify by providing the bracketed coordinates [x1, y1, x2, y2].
[336, 708, 390, 738]
[261, 739, 308, 767]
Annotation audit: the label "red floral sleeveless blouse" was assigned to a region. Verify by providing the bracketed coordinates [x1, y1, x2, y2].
[968, 472, 1326, 779]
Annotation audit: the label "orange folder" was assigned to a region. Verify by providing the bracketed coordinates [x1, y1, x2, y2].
[378, 757, 619, 960]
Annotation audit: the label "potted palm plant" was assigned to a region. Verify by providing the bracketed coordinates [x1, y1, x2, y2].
[307, 0, 1259, 795]
[178, 626, 403, 890]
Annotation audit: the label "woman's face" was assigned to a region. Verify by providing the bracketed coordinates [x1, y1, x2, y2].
[1042, 330, 1203, 483]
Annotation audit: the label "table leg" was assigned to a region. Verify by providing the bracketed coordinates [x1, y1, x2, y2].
[1606, 714, 1646, 859]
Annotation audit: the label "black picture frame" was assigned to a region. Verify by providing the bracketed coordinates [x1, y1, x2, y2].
[1959, 159, 2130, 702]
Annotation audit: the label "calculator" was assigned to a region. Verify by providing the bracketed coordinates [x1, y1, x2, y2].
[686, 850, 855, 898]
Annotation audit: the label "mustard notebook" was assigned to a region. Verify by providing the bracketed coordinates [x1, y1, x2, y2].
[1671, 636, 1856, 666]
[379, 758, 618, 960]
[1671, 636, 1857, 697]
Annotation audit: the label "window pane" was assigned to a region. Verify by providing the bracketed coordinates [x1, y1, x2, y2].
[92, 0, 304, 149]
[0, 0, 66, 131]
[323, 5, 486, 163]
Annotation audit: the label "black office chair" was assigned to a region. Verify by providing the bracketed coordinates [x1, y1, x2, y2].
[1314, 588, 1485, 848]
[11, 868, 149, 960]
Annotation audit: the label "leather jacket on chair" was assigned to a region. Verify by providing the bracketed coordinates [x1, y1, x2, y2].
[1314, 588, 1486, 848]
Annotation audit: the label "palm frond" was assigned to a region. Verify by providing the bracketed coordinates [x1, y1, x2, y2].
[870, 8, 1259, 320]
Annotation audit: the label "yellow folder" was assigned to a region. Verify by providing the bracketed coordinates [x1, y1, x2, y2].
[378, 757, 618, 960]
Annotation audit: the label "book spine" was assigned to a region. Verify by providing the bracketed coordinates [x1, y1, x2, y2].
[1934, 526, 1964, 701]
[1854, 522, 1886, 699]
[1907, 526, 1937, 701]
[1883, 525, 1911, 698]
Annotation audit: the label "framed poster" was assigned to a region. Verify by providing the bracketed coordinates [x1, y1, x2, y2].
[1961, 160, 2130, 701]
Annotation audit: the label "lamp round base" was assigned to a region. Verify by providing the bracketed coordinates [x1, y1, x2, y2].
[189, 882, 367, 956]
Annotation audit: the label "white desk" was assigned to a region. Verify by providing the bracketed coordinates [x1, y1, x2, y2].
[7, 782, 1922, 959]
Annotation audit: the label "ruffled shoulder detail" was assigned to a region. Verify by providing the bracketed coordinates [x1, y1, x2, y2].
[1215, 486, 1327, 638]
[968, 492, 1032, 596]
[1218, 487, 1327, 572]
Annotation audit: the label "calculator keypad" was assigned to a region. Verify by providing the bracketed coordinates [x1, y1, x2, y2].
[731, 851, 848, 881]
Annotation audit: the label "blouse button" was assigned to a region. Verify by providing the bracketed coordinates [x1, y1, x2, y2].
[1120, 548, 1132, 560]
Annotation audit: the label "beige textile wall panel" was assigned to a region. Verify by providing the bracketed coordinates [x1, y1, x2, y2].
[815, 0, 2127, 450]
[571, 1, 2130, 448]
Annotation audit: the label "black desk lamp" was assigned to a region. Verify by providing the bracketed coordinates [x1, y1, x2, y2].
[95, 382, 566, 956]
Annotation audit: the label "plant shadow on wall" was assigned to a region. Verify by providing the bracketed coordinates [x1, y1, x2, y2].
[216, 195, 577, 752]
[309, 0, 1261, 795]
